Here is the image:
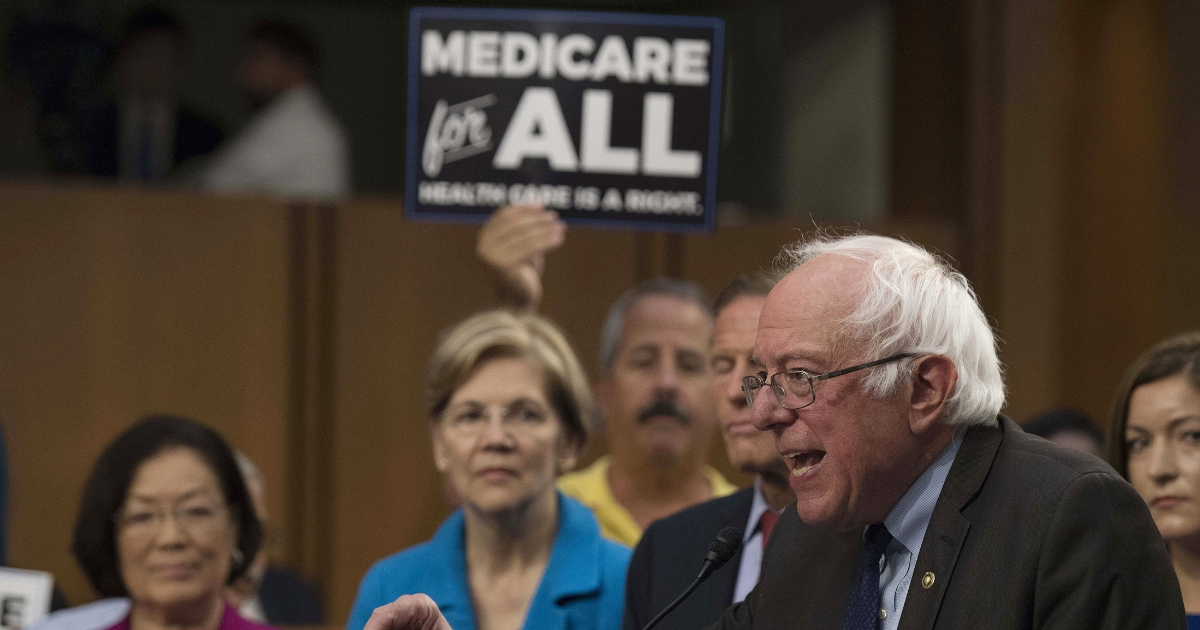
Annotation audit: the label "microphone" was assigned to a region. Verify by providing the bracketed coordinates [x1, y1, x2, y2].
[641, 527, 743, 630]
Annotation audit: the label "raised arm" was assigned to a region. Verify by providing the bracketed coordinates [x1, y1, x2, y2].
[476, 204, 566, 312]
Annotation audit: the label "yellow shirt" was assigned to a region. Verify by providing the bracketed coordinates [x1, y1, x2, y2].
[557, 456, 740, 547]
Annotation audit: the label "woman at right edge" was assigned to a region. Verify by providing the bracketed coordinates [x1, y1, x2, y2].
[1110, 332, 1200, 628]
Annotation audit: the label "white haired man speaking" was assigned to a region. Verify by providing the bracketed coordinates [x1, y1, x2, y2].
[360, 234, 1184, 630]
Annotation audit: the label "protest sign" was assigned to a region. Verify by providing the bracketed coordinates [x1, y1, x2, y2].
[406, 7, 724, 232]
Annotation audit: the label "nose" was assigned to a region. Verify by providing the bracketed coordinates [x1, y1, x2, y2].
[1147, 439, 1179, 483]
[479, 413, 516, 451]
[723, 371, 747, 409]
[653, 360, 680, 398]
[750, 386, 794, 433]
[154, 511, 188, 548]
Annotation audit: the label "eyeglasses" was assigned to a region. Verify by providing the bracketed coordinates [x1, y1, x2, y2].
[741, 353, 918, 410]
[115, 499, 230, 541]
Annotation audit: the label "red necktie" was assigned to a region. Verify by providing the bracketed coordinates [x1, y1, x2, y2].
[759, 510, 780, 551]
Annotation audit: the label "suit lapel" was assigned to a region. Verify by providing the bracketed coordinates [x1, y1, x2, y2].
[756, 505, 860, 630]
[712, 489, 756, 610]
[896, 418, 1006, 630]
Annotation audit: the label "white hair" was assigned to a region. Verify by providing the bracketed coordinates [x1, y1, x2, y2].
[778, 233, 1005, 426]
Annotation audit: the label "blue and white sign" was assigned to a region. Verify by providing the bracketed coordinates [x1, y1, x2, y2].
[406, 7, 724, 232]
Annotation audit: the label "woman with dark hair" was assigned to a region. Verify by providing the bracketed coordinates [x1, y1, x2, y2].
[1109, 332, 1200, 626]
[31, 415, 272, 630]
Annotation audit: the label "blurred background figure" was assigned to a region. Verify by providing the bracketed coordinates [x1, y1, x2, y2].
[624, 273, 790, 630]
[227, 453, 323, 626]
[199, 19, 349, 200]
[1108, 332, 1200, 627]
[347, 310, 629, 630]
[1, 2, 105, 175]
[81, 7, 223, 183]
[31, 415, 270, 630]
[556, 279, 733, 546]
[1022, 407, 1104, 457]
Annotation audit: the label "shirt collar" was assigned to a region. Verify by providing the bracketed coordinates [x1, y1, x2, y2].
[423, 491, 603, 613]
[881, 429, 965, 555]
[422, 508, 471, 613]
[744, 477, 778, 543]
[537, 491, 604, 601]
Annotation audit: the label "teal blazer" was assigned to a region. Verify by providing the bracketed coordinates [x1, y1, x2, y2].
[347, 492, 630, 630]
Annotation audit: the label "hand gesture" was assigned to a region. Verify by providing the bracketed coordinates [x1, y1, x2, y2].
[363, 594, 451, 630]
[476, 205, 566, 311]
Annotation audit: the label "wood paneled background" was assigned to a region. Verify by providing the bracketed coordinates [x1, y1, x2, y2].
[0, 183, 957, 623]
[1, 0, 1197, 625]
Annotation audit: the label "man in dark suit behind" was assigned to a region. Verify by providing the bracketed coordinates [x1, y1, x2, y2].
[356, 233, 1185, 630]
[623, 273, 793, 630]
[82, 8, 223, 182]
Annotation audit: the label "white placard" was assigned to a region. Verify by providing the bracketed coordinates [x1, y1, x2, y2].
[0, 567, 53, 629]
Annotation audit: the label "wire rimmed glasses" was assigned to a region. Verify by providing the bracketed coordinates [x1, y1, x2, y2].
[741, 353, 918, 410]
[115, 499, 230, 542]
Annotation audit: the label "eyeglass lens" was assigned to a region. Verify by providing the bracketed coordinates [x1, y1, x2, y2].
[742, 373, 816, 409]
[117, 501, 227, 539]
[442, 402, 551, 435]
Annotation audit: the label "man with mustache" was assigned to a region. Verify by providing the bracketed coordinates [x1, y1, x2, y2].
[623, 273, 793, 630]
[556, 277, 737, 546]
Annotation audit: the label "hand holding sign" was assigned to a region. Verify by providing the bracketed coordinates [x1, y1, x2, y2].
[477, 205, 565, 311]
[364, 594, 452, 630]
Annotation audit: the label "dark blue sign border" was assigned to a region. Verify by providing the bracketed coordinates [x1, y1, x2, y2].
[405, 6, 724, 233]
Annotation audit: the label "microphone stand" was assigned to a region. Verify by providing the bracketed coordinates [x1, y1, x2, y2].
[640, 527, 743, 630]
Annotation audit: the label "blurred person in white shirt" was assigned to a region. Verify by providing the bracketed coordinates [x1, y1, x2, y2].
[200, 19, 350, 200]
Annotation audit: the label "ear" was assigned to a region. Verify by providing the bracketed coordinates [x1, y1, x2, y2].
[908, 354, 958, 435]
[557, 438, 580, 474]
[430, 423, 450, 474]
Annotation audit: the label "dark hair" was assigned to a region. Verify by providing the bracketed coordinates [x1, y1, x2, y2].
[712, 272, 777, 318]
[1107, 332, 1200, 477]
[71, 415, 261, 598]
[120, 7, 185, 47]
[1023, 408, 1103, 444]
[597, 277, 713, 374]
[247, 19, 319, 77]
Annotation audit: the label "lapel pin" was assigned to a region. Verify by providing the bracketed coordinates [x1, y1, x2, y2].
[922, 572, 935, 589]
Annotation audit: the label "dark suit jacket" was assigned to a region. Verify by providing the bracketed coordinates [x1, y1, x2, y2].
[82, 101, 223, 177]
[624, 487, 756, 630]
[714, 417, 1185, 630]
[259, 566, 324, 625]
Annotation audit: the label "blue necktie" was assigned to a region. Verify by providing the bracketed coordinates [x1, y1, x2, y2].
[842, 523, 893, 630]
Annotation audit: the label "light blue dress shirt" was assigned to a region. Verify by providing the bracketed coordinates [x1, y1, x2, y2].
[346, 491, 630, 630]
[734, 479, 779, 603]
[876, 430, 964, 630]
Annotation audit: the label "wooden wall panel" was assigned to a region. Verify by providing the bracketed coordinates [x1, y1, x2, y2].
[0, 9, 1191, 609]
[985, 0, 1183, 427]
[1055, 0, 1172, 422]
[0, 184, 292, 607]
[0, 185, 964, 623]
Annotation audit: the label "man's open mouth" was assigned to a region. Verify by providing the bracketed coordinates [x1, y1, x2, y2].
[783, 450, 825, 477]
